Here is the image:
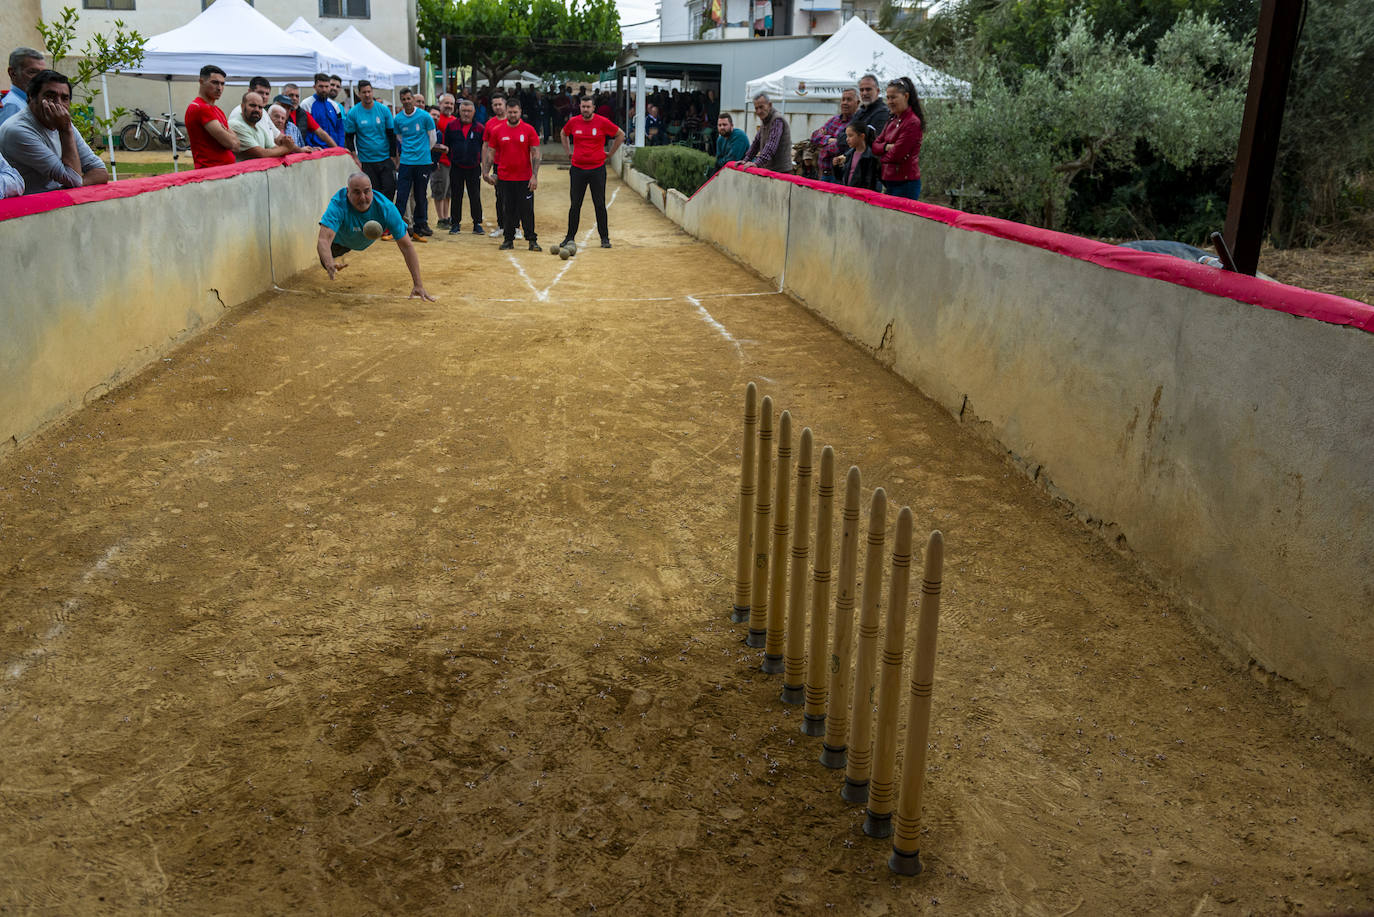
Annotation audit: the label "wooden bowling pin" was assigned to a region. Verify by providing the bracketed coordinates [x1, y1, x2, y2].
[801, 446, 835, 736]
[746, 397, 774, 649]
[841, 487, 887, 804]
[864, 506, 914, 838]
[780, 427, 813, 701]
[731, 382, 758, 624]
[820, 465, 862, 769]
[889, 531, 945, 877]
[762, 411, 793, 671]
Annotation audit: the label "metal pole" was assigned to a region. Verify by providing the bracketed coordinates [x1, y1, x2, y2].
[167, 76, 179, 173]
[101, 73, 117, 180]
[1223, 0, 1303, 275]
[441, 38, 447, 96]
[634, 62, 646, 147]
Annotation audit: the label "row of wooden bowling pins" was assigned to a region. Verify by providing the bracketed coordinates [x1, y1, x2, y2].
[730, 382, 945, 877]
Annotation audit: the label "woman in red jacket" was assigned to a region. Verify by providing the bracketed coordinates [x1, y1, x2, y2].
[870, 76, 925, 200]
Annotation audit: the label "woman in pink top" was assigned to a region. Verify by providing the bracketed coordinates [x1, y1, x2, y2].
[870, 77, 924, 200]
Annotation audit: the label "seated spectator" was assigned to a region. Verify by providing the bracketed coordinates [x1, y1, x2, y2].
[1, 47, 47, 127]
[272, 93, 336, 148]
[229, 76, 278, 139]
[645, 104, 663, 145]
[840, 122, 878, 190]
[268, 103, 301, 145]
[712, 113, 748, 175]
[0, 69, 108, 194]
[0, 149, 23, 197]
[227, 91, 298, 160]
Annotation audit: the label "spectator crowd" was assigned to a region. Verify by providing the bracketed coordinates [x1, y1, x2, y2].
[2, 43, 924, 210]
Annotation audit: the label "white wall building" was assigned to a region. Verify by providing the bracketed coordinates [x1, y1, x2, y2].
[662, 0, 922, 42]
[5, 0, 416, 134]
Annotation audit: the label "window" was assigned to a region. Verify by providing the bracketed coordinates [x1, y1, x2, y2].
[84, 0, 136, 9]
[321, 0, 370, 18]
[202, 0, 252, 7]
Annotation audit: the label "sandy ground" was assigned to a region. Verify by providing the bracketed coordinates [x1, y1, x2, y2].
[1, 166, 1371, 916]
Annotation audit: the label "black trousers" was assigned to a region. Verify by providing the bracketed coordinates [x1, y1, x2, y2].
[360, 159, 395, 200]
[567, 164, 608, 242]
[498, 179, 536, 243]
[451, 166, 483, 224]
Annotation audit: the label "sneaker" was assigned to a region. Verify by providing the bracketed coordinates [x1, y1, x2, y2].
[437, 218, 450, 229]
[560, 238, 574, 249]
[412, 233, 429, 244]
[528, 241, 542, 252]
[601, 238, 612, 248]
[449, 224, 461, 234]
[416, 225, 434, 237]
[515, 229, 524, 240]
[473, 223, 484, 234]
[381, 232, 393, 241]
[498, 240, 514, 250]
[488, 228, 502, 237]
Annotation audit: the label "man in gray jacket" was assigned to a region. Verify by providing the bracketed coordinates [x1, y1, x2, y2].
[744, 93, 792, 173]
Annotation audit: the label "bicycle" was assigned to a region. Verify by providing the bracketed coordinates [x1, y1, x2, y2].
[118, 108, 189, 152]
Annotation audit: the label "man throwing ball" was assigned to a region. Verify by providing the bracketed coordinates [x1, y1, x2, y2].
[560, 95, 623, 249]
[316, 171, 436, 301]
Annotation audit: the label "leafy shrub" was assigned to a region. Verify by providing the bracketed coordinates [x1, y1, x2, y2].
[631, 146, 716, 197]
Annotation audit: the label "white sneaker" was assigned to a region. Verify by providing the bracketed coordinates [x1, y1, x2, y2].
[515, 230, 524, 240]
[488, 228, 502, 237]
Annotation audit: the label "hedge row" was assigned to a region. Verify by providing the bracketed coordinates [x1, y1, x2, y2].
[630, 145, 716, 197]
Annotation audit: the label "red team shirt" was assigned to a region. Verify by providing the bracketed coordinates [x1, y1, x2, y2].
[185, 96, 236, 169]
[486, 118, 541, 182]
[434, 113, 456, 165]
[562, 114, 618, 169]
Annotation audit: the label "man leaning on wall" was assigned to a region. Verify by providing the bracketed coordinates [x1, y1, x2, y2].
[0, 69, 107, 194]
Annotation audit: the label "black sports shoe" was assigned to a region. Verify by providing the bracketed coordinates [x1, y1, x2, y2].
[473, 223, 484, 234]
[528, 241, 542, 252]
[601, 238, 612, 248]
[498, 240, 514, 250]
[448, 223, 461, 234]
[560, 238, 574, 249]
[437, 218, 450, 229]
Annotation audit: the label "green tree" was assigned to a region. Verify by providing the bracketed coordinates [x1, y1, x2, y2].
[417, 0, 620, 90]
[924, 13, 1247, 229]
[36, 6, 146, 145]
[1270, 0, 1374, 246]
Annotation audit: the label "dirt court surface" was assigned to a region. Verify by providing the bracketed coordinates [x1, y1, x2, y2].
[2, 166, 1371, 915]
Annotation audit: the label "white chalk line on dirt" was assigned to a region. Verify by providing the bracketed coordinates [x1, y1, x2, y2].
[686, 295, 745, 360]
[6, 541, 124, 680]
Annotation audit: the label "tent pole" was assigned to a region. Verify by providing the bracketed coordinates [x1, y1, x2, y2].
[102, 73, 117, 180]
[167, 76, 179, 173]
[634, 63, 646, 147]
[441, 38, 447, 96]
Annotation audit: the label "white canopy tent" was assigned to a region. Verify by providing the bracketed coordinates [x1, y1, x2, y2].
[744, 17, 970, 107]
[111, 0, 337, 173]
[284, 17, 361, 83]
[121, 0, 329, 82]
[330, 26, 420, 94]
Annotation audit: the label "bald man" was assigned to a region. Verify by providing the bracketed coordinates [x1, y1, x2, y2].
[316, 171, 435, 301]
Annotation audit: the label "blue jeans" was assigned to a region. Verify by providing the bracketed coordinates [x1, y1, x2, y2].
[396, 163, 433, 229]
[883, 178, 921, 200]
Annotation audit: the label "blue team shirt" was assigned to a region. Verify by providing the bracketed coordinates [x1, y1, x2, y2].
[319, 187, 408, 251]
[393, 108, 436, 166]
[343, 102, 394, 163]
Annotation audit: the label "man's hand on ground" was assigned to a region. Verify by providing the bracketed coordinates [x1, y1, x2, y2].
[409, 284, 436, 302]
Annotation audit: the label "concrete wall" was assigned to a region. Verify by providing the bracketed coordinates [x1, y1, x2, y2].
[0, 151, 354, 451]
[657, 163, 1374, 755]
